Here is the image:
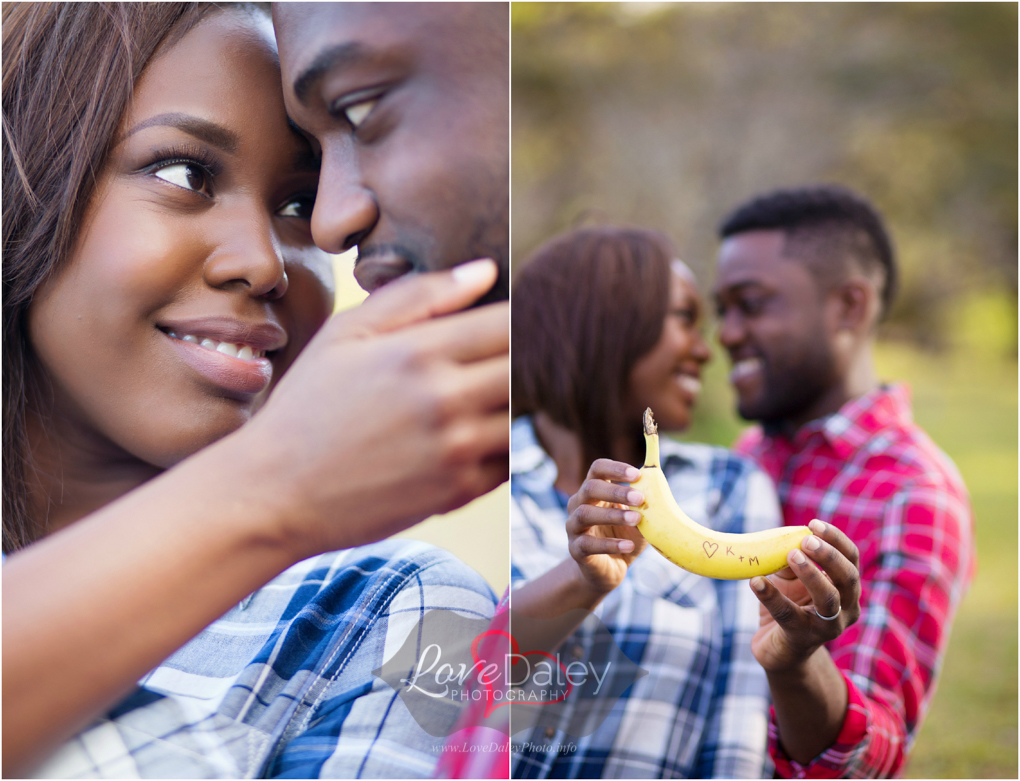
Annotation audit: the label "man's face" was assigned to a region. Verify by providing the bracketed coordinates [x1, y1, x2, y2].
[273, 3, 509, 301]
[712, 230, 839, 427]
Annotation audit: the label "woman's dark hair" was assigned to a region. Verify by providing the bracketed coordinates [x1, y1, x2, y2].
[2, 3, 218, 553]
[511, 226, 674, 479]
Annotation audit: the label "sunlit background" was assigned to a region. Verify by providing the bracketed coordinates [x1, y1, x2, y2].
[512, 3, 1017, 777]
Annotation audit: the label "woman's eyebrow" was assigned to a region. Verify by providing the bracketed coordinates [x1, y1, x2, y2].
[116, 113, 239, 153]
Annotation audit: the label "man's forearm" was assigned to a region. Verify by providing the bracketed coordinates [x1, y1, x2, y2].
[767, 647, 849, 766]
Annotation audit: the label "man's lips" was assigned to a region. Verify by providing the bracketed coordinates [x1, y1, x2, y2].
[729, 356, 764, 386]
[353, 251, 414, 293]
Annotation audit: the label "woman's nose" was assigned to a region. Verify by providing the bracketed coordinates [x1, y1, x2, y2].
[203, 214, 288, 300]
[691, 328, 712, 363]
[310, 153, 379, 255]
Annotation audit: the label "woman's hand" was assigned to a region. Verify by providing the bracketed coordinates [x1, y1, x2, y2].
[565, 459, 648, 595]
[749, 520, 862, 672]
[237, 259, 509, 558]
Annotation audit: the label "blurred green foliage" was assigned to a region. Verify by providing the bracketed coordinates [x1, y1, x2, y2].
[512, 2, 1018, 351]
[512, 5, 1018, 777]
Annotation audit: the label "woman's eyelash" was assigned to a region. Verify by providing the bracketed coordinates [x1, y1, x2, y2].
[141, 143, 222, 179]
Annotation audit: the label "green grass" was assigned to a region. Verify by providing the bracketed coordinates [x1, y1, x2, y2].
[675, 334, 1018, 778]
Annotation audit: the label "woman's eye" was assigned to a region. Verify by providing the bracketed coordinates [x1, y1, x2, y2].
[342, 98, 378, 130]
[671, 308, 697, 326]
[278, 196, 315, 221]
[154, 163, 210, 195]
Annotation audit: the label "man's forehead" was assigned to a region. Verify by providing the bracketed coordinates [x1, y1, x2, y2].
[274, 3, 487, 65]
[714, 231, 805, 293]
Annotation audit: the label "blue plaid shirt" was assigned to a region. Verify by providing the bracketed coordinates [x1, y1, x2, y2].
[31, 540, 496, 778]
[510, 417, 778, 779]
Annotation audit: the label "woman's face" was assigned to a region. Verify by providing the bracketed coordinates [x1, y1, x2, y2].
[626, 267, 711, 432]
[28, 11, 333, 469]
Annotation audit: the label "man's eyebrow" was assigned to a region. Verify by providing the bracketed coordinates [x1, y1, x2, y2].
[293, 41, 371, 105]
[117, 113, 239, 153]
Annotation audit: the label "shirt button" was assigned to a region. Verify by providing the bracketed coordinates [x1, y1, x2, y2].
[544, 727, 556, 739]
[571, 645, 584, 660]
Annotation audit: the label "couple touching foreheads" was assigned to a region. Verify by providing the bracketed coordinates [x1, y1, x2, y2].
[3, 3, 971, 780]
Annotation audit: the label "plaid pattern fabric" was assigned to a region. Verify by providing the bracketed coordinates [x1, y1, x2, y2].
[31, 540, 497, 779]
[509, 416, 779, 779]
[736, 384, 975, 779]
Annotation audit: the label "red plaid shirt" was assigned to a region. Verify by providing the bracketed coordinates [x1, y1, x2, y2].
[736, 384, 975, 779]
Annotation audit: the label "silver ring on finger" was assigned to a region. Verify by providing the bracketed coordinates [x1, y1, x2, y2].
[814, 605, 841, 622]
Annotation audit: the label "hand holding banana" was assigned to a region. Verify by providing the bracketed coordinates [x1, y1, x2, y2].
[633, 408, 812, 580]
[565, 459, 649, 595]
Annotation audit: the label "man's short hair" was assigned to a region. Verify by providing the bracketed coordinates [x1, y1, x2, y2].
[718, 184, 897, 319]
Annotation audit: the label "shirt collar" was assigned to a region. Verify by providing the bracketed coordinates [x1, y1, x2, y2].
[790, 384, 913, 459]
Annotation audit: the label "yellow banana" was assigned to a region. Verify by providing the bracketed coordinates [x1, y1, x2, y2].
[633, 408, 811, 579]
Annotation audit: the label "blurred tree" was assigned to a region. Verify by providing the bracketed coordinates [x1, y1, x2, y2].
[512, 2, 1018, 351]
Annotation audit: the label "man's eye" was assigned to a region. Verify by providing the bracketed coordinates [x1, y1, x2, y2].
[342, 98, 378, 130]
[278, 196, 315, 220]
[740, 296, 766, 315]
[154, 162, 210, 196]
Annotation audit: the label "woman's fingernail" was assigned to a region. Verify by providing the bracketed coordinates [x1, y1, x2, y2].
[809, 519, 826, 535]
[751, 577, 766, 593]
[790, 549, 806, 565]
[618, 540, 635, 553]
[624, 467, 641, 481]
[626, 491, 644, 506]
[802, 535, 821, 552]
[623, 511, 641, 525]
[451, 258, 496, 285]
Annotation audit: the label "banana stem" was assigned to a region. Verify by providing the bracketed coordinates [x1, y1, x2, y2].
[643, 408, 658, 436]
[642, 408, 660, 469]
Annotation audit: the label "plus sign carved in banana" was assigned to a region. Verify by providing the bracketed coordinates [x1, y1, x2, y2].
[633, 408, 812, 579]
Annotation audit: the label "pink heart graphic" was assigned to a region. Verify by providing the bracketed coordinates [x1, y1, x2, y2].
[470, 629, 573, 717]
[703, 540, 719, 558]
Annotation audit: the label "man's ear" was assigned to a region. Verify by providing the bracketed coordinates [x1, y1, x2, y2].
[832, 277, 879, 334]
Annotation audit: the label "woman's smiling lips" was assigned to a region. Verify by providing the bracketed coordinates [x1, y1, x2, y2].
[158, 317, 287, 396]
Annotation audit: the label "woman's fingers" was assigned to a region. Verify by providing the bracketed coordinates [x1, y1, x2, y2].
[566, 503, 640, 535]
[330, 259, 499, 338]
[565, 459, 642, 515]
[571, 533, 636, 558]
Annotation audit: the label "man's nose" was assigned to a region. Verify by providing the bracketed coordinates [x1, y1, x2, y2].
[203, 213, 288, 300]
[716, 308, 746, 351]
[310, 154, 379, 255]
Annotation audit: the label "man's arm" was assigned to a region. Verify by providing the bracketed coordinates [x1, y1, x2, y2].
[748, 521, 863, 765]
[751, 483, 973, 778]
[3, 262, 509, 776]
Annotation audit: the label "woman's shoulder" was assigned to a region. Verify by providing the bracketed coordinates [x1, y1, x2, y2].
[257, 540, 497, 619]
